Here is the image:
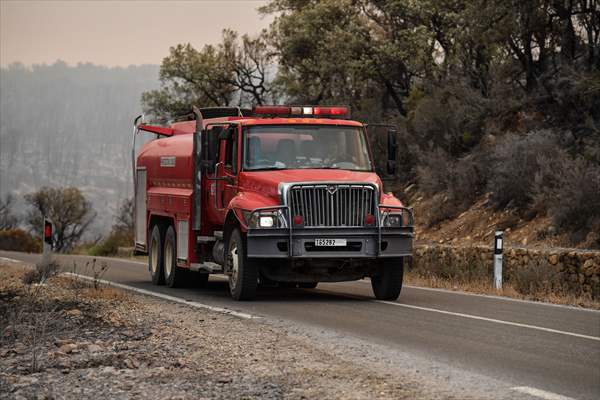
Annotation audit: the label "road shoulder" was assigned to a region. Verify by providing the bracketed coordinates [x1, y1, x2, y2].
[1, 262, 425, 399]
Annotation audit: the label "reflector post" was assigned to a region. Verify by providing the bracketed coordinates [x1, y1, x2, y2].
[43, 217, 54, 258]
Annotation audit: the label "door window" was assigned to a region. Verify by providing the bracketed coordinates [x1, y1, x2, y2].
[221, 127, 237, 174]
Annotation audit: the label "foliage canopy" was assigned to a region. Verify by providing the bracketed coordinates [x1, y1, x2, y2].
[142, 0, 600, 244]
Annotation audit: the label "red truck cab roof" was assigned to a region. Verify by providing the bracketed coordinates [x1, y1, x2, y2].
[168, 117, 364, 135]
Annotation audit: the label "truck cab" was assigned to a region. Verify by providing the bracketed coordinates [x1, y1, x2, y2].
[132, 106, 413, 300]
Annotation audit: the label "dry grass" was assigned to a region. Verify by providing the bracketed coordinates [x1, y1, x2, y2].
[404, 271, 600, 309]
[0, 262, 134, 377]
[22, 259, 61, 285]
[1, 264, 58, 372]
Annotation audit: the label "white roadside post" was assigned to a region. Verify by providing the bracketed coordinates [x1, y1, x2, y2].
[494, 231, 503, 290]
[42, 218, 54, 262]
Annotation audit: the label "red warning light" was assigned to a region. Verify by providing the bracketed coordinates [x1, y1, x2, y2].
[44, 221, 53, 245]
[313, 106, 349, 116]
[253, 105, 349, 117]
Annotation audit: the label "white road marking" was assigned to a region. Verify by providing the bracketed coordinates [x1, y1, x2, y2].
[511, 386, 577, 400]
[62, 272, 259, 320]
[376, 300, 600, 342]
[403, 284, 600, 313]
[358, 279, 600, 313]
[90, 256, 147, 266]
[0, 257, 22, 263]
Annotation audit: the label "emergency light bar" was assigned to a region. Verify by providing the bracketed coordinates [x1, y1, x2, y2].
[253, 105, 350, 118]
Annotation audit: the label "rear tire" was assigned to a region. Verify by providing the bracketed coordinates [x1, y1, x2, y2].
[298, 282, 318, 289]
[163, 225, 187, 288]
[149, 225, 164, 285]
[226, 228, 258, 300]
[371, 258, 404, 300]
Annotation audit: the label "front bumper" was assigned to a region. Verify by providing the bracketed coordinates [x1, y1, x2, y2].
[247, 226, 413, 258]
[246, 205, 413, 259]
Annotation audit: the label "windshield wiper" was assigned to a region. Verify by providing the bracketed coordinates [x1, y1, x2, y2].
[297, 166, 340, 169]
[247, 166, 288, 171]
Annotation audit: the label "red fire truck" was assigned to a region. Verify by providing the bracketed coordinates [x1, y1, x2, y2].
[132, 106, 413, 300]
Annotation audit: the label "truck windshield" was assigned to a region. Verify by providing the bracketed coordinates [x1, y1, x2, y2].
[243, 125, 373, 171]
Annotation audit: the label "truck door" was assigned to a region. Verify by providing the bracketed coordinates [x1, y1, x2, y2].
[214, 126, 238, 217]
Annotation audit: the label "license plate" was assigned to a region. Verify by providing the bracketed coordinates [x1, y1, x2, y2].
[315, 238, 347, 247]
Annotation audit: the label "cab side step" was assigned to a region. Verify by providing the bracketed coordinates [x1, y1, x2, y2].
[190, 262, 223, 274]
[197, 235, 216, 243]
[196, 231, 223, 243]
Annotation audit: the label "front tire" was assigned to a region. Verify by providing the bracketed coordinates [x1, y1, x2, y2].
[226, 228, 258, 301]
[163, 225, 187, 288]
[371, 258, 404, 300]
[298, 282, 318, 289]
[149, 225, 164, 285]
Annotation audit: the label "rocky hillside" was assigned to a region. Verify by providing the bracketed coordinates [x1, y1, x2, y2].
[410, 190, 600, 251]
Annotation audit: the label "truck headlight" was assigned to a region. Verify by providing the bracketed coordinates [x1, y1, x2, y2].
[248, 210, 286, 229]
[259, 216, 274, 228]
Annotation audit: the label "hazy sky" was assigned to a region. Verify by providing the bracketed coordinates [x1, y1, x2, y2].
[0, 0, 272, 67]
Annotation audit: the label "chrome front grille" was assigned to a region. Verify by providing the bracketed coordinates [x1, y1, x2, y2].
[288, 184, 377, 227]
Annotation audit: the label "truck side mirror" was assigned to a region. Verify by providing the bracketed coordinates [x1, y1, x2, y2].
[387, 130, 398, 176]
[201, 127, 221, 174]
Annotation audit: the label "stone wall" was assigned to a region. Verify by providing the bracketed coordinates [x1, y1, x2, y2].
[411, 244, 600, 299]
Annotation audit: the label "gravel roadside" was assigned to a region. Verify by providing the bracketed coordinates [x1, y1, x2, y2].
[1, 262, 426, 400]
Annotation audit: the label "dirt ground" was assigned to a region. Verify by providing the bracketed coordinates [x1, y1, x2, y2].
[0, 262, 425, 400]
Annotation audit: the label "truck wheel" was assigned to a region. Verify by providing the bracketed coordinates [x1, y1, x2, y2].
[149, 225, 164, 285]
[163, 225, 186, 288]
[226, 228, 258, 300]
[371, 258, 404, 300]
[299, 282, 318, 289]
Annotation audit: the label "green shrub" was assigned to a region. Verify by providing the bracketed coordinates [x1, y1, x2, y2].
[539, 157, 600, 237]
[0, 229, 41, 253]
[418, 150, 487, 226]
[417, 148, 453, 195]
[408, 83, 488, 157]
[89, 230, 131, 257]
[487, 131, 559, 210]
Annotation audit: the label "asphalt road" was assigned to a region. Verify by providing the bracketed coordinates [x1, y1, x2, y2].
[2, 250, 599, 400]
